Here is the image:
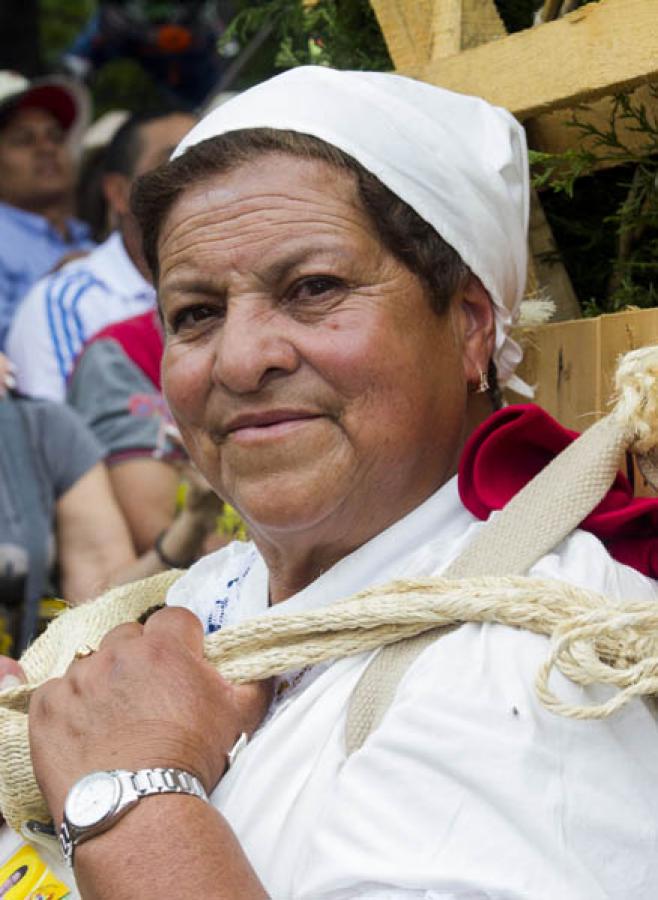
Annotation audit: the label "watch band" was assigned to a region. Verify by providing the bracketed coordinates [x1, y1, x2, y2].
[130, 766, 208, 800]
[60, 767, 208, 867]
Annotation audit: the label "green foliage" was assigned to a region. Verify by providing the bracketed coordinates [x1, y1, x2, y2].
[530, 87, 658, 315]
[222, 0, 391, 79]
[91, 58, 163, 118]
[528, 147, 596, 197]
[40, 0, 96, 67]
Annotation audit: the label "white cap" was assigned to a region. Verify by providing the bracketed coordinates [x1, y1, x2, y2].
[82, 109, 130, 152]
[174, 66, 530, 388]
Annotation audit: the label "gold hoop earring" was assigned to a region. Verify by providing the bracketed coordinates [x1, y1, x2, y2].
[476, 369, 489, 394]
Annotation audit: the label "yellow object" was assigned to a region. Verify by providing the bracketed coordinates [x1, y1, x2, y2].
[0, 843, 71, 898]
[217, 504, 248, 541]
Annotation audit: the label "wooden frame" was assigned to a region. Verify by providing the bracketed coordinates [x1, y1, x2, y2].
[372, 0, 658, 119]
[371, 0, 658, 491]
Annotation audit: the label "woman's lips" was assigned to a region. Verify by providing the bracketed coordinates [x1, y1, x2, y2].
[224, 412, 323, 443]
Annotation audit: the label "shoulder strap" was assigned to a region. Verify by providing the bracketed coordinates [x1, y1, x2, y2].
[0, 398, 51, 653]
[345, 413, 628, 754]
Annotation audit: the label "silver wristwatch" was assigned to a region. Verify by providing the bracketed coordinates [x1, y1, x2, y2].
[59, 767, 208, 866]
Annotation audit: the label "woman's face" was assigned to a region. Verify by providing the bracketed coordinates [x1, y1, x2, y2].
[158, 154, 493, 551]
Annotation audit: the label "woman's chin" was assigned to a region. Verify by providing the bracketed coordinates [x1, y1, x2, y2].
[228, 477, 347, 541]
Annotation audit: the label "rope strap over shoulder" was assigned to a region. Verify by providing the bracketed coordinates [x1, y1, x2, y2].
[345, 345, 658, 750]
[0, 346, 657, 832]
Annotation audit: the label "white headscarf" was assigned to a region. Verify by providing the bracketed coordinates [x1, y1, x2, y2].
[174, 66, 530, 391]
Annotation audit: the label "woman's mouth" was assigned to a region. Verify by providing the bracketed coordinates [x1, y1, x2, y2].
[223, 410, 323, 443]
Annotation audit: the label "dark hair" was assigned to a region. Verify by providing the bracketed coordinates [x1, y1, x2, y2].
[131, 128, 470, 315]
[103, 107, 190, 178]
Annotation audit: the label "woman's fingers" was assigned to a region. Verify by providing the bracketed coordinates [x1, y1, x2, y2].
[233, 680, 274, 737]
[96, 620, 143, 652]
[142, 606, 205, 657]
[0, 655, 25, 689]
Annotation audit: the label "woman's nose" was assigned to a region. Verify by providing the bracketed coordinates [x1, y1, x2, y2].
[212, 304, 300, 394]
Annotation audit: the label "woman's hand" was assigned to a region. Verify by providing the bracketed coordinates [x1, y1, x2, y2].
[182, 462, 224, 528]
[0, 655, 25, 690]
[0, 658, 25, 826]
[166, 424, 223, 530]
[29, 607, 271, 828]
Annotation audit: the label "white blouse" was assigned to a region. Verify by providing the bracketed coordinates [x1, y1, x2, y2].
[166, 477, 658, 900]
[2, 478, 655, 897]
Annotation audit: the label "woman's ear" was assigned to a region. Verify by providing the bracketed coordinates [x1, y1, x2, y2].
[453, 274, 496, 387]
[101, 172, 132, 221]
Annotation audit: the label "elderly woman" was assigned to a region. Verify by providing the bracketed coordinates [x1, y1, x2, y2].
[27, 68, 658, 899]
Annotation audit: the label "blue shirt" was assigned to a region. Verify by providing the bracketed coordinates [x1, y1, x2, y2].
[0, 202, 93, 349]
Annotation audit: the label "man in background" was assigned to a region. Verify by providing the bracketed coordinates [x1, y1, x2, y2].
[0, 71, 93, 348]
[6, 108, 195, 401]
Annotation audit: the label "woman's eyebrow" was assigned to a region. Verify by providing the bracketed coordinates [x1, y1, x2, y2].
[262, 245, 346, 284]
[161, 246, 347, 296]
[160, 276, 225, 298]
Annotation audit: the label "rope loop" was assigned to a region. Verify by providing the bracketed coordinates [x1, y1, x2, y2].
[0, 572, 656, 832]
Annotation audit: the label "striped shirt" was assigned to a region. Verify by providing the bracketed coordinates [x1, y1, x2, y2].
[0, 202, 92, 349]
[6, 232, 155, 402]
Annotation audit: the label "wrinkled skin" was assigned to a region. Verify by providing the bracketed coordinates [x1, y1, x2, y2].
[30, 607, 271, 828]
[159, 154, 495, 599]
[28, 154, 494, 896]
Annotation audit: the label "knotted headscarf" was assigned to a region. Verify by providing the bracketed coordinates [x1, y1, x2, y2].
[174, 66, 529, 390]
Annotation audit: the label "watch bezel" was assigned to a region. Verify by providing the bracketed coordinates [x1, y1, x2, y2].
[64, 770, 122, 830]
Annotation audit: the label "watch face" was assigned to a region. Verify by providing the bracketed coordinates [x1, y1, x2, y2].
[65, 772, 119, 829]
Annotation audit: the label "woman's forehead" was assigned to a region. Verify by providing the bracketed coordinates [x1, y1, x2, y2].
[184, 151, 357, 206]
[159, 154, 370, 259]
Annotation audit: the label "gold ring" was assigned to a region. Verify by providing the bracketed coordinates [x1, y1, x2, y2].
[73, 644, 95, 661]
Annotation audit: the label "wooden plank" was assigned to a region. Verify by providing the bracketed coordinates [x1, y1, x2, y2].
[528, 190, 581, 320]
[427, 0, 507, 61]
[508, 308, 658, 496]
[599, 308, 658, 418]
[507, 316, 602, 430]
[428, 0, 463, 58]
[406, 0, 658, 120]
[526, 83, 658, 170]
[459, 0, 507, 51]
[511, 308, 658, 426]
[370, 0, 434, 70]
[538, 0, 563, 23]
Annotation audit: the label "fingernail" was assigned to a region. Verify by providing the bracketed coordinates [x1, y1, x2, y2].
[4, 374, 15, 389]
[0, 674, 22, 690]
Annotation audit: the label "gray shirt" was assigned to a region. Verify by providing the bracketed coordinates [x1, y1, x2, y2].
[0, 396, 103, 607]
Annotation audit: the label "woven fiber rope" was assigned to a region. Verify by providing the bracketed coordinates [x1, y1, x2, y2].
[1, 345, 657, 833]
[1, 574, 658, 831]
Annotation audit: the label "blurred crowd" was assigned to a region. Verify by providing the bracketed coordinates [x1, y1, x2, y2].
[0, 71, 239, 656]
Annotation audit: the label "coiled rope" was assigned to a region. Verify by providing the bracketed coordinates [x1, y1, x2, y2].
[0, 345, 657, 833]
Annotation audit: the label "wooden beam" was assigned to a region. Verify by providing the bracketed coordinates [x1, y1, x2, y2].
[370, 0, 434, 70]
[457, 0, 507, 51]
[428, 0, 462, 58]
[526, 83, 658, 170]
[405, 0, 658, 120]
[528, 191, 581, 320]
[373, 0, 508, 69]
[427, 0, 507, 58]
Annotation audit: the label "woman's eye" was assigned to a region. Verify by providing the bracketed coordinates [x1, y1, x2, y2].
[290, 277, 344, 302]
[170, 305, 218, 332]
